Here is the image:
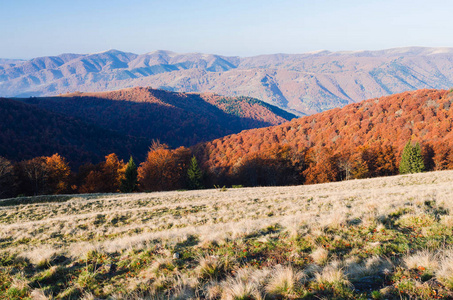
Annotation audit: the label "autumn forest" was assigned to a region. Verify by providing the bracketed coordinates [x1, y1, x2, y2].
[1, 88, 453, 199]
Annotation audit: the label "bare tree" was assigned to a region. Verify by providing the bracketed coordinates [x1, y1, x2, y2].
[20, 157, 48, 195]
[0, 157, 15, 198]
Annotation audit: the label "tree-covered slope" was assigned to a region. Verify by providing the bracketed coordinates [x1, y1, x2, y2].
[194, 89, 453, 184]
[0, 98, 150, 166]
[17, 87, 295, 148]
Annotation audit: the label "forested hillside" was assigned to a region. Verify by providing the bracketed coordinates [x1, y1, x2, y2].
[0, 87, 296, 197]
[17, 87, 295, 148]
[194, 89, 453, 185]
[0, 87, 294, 166]
[0, 98, 150, 166]
[3, 89, 453, 198]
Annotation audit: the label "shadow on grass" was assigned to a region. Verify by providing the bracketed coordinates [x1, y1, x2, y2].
[0, 193, 116, 207]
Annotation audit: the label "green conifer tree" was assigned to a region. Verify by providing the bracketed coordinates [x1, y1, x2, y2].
[187, 156, 203, 190]
[120, 156, 138, 193]
[399, 141, 425, 174]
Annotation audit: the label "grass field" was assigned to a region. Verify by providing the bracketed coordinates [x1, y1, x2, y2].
[2, 171, 453, 299]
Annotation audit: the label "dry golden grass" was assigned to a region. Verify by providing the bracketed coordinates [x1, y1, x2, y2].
[265, 265, 306, 297]
[310, 248, 329, 266]
[403, 250, 439, 272]
[2, 170, 453, 299]
[29, 289, 50, 300]
[3, 170, 449, 258]
[437, 250, 453, 289]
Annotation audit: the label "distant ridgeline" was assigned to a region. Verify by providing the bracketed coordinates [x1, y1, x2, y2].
[1, 89, 453, 198]
[3, 47, 453, 116]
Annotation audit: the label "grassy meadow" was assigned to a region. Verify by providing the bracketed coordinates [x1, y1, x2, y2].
[2, 171, 453, 299]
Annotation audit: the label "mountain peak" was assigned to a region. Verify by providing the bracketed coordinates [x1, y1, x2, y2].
[89, 49, 125, 55]
[144, 50, 178, 56]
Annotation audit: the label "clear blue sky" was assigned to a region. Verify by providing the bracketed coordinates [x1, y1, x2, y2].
[1, 0, 452, 59]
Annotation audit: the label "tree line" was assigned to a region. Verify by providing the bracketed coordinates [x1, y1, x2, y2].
[0, 138, 430, 199]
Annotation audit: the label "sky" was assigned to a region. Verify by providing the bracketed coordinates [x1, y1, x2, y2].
[1, 0, 453, 59]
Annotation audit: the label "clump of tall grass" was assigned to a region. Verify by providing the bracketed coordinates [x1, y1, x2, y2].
[221, 277, 263, 300]
[20, 245, 60, 267]
[196, 255, 233, 281]
[265, 265, 306, 298]
[314, 264, 352, 291]
[346, 255, 393, 280]
[310, 247, 329, 265]
[437, 250, 453, 289]
[403, 250, 438, 273]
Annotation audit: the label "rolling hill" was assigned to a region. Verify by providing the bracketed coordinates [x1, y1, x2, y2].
[194, 89, 453, 184]
[1, 87, 295, 165]
[0, 98, 150, 166]
[2, 47, 453, 115]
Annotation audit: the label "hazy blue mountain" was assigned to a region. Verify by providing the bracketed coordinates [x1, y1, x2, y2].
[2, 47, 453, 115]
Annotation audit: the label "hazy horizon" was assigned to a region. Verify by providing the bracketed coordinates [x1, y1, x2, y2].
[1, 0, 453, 59]
[4, 45, 453, 62]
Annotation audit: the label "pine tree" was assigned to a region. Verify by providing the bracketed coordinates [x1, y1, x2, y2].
[120, 156, 138, 193]
[187, 156, 203, 190]
[399, 141, 425, 174]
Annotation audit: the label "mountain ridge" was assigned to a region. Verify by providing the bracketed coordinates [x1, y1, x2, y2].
[2, 47, 453, 115]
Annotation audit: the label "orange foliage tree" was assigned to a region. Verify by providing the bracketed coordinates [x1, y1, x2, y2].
[303, 147, 339, 184]
[79, 153, 125, 193]
[46, 154, 71, 194]
[138, 141, 191, 191]
[15, 154, 73, 196]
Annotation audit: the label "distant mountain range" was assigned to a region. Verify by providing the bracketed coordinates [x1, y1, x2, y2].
[0, 87, 295, 166]
[2, 47, 453, 115]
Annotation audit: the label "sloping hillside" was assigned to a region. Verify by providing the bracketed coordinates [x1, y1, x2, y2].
[1, 87, 294, 166]
[194, 89, 453, 184]
[0, 98, 150, 166]
[2, 171, 453, 299]
[16, 87, 294, 147]
[2, 47, 453, 115]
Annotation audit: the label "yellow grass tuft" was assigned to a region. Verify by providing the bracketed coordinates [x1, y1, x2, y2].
[310, 247, 329, 265]
[403, 250, 438, 272]
[265, 265, 306, 298]
[315, 265, 352, 288]
[436, 250, 453, 289]
[196, 255, 224, 280]
[221, 277, 263, 300]
[30, 289, 50, 300]
[20, 245, 59, 267]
